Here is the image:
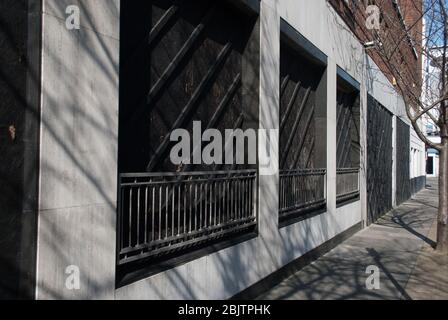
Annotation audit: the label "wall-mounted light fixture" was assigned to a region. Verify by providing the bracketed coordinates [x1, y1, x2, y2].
[364, 40, 382, 50]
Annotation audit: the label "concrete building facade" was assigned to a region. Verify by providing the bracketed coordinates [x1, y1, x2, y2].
[0, 0, 427, 300]
[422, 46, 445, 178]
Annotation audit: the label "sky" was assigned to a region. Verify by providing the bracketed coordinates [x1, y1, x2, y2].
[424, 0, 448, 48]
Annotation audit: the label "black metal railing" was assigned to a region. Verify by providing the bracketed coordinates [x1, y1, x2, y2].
[336, 168, 360, 203]
[117, 170, 257, 265]
[279, 169, 326, 221]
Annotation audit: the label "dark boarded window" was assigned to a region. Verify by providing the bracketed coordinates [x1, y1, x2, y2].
[336, 79, 360, 169]
[0, 0, 39, 300]
[367, 95, 393, 225]
[278, 28, 327, 225]
[117, 0, 260, 283]
[396, 118, 411, 205]
[336, 71, 360, 206]
[119, 0, 260, 174]
[279, 40, 326, 170]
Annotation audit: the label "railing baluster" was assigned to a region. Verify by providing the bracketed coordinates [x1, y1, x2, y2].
[152, 185, 155, 242]
[166, 186, 169, 239]
[243, 178, 246, 219]
[218, 181, 221, 225]
[210, 182, 214, 227]
[178, 185, 181, 236]
[172, 184, 175, 238]
[200, 183, 204, 230]
[228, 179, 231, 222]
[137, 187, 141, 245]
[120, 186, 124, 249]
[183, 184, 187, 235]
[159, 187, 162, 240]
[189, 183, 192, 233]
[237, 178, 240, 220]
[129, 187, 133, 247]
[194, 183, 198, 231]
[145, 186, 148, 243]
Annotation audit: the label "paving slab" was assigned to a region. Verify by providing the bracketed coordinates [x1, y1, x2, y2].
[257, 178, 444, 300]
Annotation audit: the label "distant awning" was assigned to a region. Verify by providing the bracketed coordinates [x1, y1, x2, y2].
[427, 148, 439, 155]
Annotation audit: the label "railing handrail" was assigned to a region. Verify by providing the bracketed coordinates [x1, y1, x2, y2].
[280, 168, 326, 175]
[336, 167, 360, 173]
[120, 169, 257, 179]
[121, 175, 255, 187]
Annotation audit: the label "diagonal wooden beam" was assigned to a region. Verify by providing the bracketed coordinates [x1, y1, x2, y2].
[338, 117, 352, 168]
[280, 87, 311, 168]
[181, 73, 242, 173]
[304, 137, 315, 168]
[280, 84, 307, 132]
[336, 104, 350, 147]
[337, 102, 353, 167]
[280, 75, 290, 98]
[147, 5, 218, 105]
[291, 123, 315, 170]
[148, 4, 180, 47]
[123, 4, 217, 126]
[336, 101, 345, 129]
[340, 111, 358, 168]
[336, 93, 350, 126]
[289, 107, 315, 169]
[146, 43, 233, 172]
[213, 113, 245, 172]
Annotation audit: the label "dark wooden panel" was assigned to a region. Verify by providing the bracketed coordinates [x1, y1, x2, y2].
[279, 40, 326, 170]
[396, 118, 411, 205]
[0, 0, 40, 299]
[411, 176, 426, 195]
[336, 85, 360, 169]
[367, 95, 393, 225]
[119, 0, 259, 173]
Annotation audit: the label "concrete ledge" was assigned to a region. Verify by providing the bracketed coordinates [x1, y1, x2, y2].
[336, 196, 360, 209]
[231, 221, 362, 300]
[116, 231, 258, 289]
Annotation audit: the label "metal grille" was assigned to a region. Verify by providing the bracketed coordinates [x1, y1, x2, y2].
[118, 170, 257, 265]
[336, 168, 360, 203]
[279, 169, 326, 221]
[396, 118, 411, 204]
[411, 176, 426, 195]
[367, 95, 393, 225]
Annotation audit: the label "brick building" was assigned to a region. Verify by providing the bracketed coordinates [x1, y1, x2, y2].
[329, 0, 423, 91]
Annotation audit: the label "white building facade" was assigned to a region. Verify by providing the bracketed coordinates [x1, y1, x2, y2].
[5, 0, 427, 299]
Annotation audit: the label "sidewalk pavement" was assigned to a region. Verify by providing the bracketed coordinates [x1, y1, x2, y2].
[257, 178, 448, 300]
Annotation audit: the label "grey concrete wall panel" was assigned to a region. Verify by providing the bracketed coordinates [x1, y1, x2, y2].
[36, 0, 120, 299]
